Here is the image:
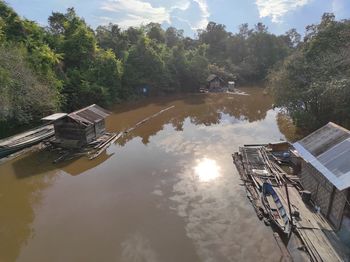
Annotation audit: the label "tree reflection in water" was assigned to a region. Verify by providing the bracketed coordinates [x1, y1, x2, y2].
[110, 87, 274, 146]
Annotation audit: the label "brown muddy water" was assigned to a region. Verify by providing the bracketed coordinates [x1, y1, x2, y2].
[0, 88, 296, 262]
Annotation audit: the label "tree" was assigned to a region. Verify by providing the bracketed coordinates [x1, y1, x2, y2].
[254, 22, 268, 33]
[283, 29, 301, 48]
[238, 23, 252, 39]
[198, 22, 229, 62]
[269, 14, 350, 131]
[122, 36, 169, 94]
[165, 27, 184, 48]
[144, 23, 165, 43]
[0, 0, 300, 134]
[0, 45, 60, 126]
[96, 23, 128, 59]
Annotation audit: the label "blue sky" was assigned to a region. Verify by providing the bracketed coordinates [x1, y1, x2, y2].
[6, 0, 350, 37]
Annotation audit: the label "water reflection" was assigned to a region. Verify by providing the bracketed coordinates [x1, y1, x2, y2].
[0, 87, 296, 261]
[194, 158, 221, 182]
[0, 154, 57, 262]
[109, 87, 274, 146]
[11, 148, 114, 178]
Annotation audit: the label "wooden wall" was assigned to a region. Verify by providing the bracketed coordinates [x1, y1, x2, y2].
[53, 118, 106, 148]
[209, 79, 222, 89]
[94, 120, 106, 138]
[300, 161, 347, 229]
[329, 189, 348, 229]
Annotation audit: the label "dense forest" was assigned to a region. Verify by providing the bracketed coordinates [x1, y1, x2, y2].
[269, 13, 350, 131]
[0, 1, 349, 136]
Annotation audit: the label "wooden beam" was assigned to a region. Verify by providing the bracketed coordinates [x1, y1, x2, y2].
[327, 186, 337, 219]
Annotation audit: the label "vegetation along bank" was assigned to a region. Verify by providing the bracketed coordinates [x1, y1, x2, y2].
[0, 0, 349, 136]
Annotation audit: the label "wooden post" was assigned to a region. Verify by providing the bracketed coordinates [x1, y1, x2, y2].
[284, 180, 294, 229]
[326, 186, 336, 219]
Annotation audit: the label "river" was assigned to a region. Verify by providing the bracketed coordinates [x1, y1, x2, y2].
[0, 88, 296, 262]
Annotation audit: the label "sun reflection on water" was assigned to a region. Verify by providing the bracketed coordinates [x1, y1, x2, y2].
[194, 158, 221, 182]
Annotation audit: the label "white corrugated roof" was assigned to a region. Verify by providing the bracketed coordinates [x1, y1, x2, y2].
[41, 113, 67, 121]
[293, 122, 350, 191]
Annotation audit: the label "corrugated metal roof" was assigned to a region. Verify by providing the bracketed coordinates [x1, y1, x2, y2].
[293, 122, 350, 191]
[41, 113, 68, 121]
[68, 104, 110, 126]
[207, 74, 224, 82]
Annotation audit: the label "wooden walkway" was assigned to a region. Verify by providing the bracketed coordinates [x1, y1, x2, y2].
[275, 185, 349, 261]
[233, 145, 350, 262]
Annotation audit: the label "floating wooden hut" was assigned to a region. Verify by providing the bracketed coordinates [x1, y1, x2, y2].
[42, 104, 110, 149]
[293, 122, 350, 236]
[207, 74, 225, 91]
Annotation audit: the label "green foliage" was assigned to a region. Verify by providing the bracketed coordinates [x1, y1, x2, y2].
[0, 1, 310, 135]
[0, 45, 60, 125]
[269, 16, 350, 131]
[144, 23, 165, 43]
[197, 21, 290, 83]
[123, 36, 169, 94]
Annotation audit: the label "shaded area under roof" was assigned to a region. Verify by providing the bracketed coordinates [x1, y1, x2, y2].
[293, 122, 350, 191]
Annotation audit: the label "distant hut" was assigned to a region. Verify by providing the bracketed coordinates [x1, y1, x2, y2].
[207, 74, 225, 91]
[293, 122, 350, 236]
[42, 104, 110, 148]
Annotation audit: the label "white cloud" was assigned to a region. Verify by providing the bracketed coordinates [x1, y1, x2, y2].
[99, 0, 210, 31]
[170, 0, 191, 11]
[256, 0, 311, 22]
[192, 0, 210, 30]
[101, 0, 170, 27]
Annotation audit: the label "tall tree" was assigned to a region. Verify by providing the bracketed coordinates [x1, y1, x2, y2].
[269, 14, 350, 130]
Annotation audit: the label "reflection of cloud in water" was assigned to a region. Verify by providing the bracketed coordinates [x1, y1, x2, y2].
[152, 189, 163, 196]
[170, 161, 238, 261]
[153, 109, 284, 261]
[120, 233, 159, 262]
[169, 159, 281, 261]
[156, 110, 285, 157]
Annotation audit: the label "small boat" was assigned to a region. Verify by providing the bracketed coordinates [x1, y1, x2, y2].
[0, 125, 54, 158]
[261, 182, 291, 237]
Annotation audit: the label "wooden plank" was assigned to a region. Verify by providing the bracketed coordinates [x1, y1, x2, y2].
[273, 233, 293, 262]
[126, 105, 175, 133]
[89, 133, 122, 160]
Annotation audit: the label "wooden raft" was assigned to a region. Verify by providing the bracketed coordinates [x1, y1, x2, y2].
[53, 105, 176, 163]
[232, 145, 350, 262]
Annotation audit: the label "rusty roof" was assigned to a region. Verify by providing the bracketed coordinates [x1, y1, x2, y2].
[68, 104, 110, 126]
[293, 122, 350, 190]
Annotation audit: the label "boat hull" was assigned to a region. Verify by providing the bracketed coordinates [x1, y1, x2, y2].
[261, 182, 291, 237]
[0, 127, 54, 159]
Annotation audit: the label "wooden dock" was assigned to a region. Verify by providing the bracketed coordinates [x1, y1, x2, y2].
[232, 145, 350, 261]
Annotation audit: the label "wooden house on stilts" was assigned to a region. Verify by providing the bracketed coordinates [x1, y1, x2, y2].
[42, 104, 110, 149]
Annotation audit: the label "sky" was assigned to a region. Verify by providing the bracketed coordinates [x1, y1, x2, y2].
[6, 0, 350, 37]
